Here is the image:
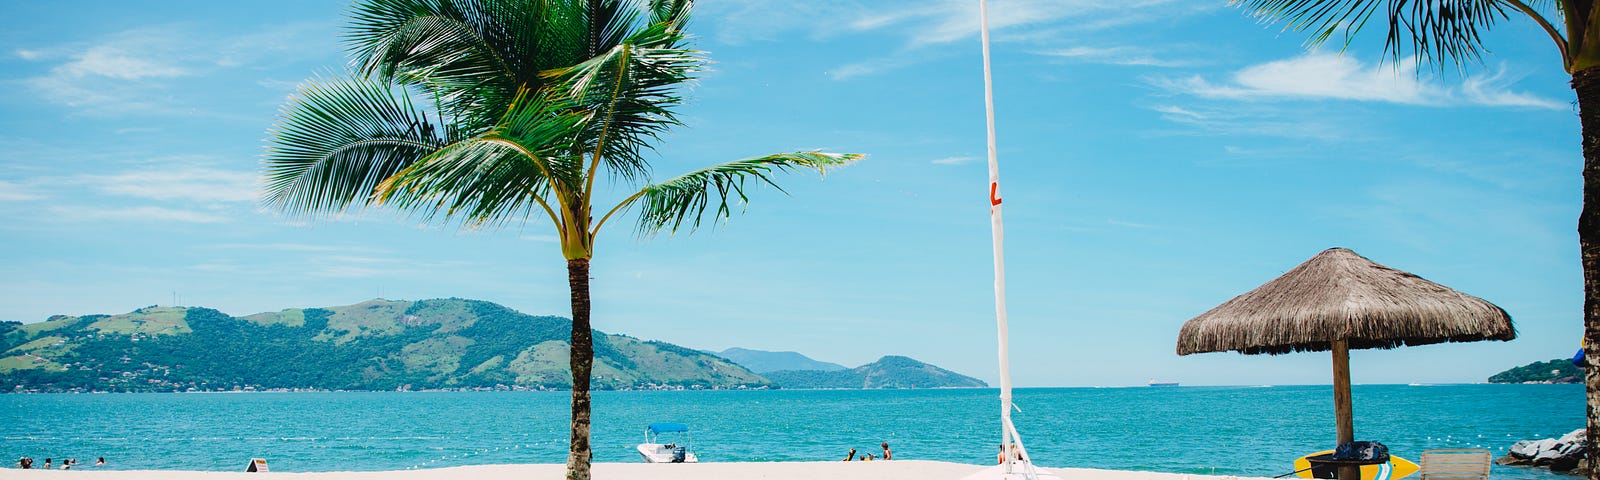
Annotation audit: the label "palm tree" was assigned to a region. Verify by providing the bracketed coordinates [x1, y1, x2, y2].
[257, 1, 861, 479]
[1229, 1, 1598, 478]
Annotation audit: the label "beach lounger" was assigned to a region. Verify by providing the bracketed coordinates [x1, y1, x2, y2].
[1419, 448, 1490, 480]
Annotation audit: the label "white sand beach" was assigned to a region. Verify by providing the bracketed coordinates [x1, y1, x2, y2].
[0, 461, 1269, 480]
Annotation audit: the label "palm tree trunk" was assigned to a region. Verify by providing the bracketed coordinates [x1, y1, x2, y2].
[1575, 66, 1600, 480]
[566, 258, 594, 480]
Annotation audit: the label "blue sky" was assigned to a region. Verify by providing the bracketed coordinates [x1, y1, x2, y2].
[0, 1, 1581, 387]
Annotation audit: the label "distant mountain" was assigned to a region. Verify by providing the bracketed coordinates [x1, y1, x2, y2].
[764, 355, 987, 389]
[715, 347, 846, 373]
[1488, 358, 1581, 384]
[0, 298, 768, 393]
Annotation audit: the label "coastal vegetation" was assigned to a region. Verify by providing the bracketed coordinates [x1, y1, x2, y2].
[1489, 358, 1583, 384]
[1228, 2, 1600, 477]
[0, 299, 768, 393]
[258, 1, 859, 478]
[1, 299, 986, 393]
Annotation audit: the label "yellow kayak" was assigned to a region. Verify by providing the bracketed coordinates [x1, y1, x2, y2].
[1293, 450, 1419, 480]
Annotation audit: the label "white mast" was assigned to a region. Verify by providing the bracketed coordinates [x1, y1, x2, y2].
[969, 2, 1054, 479]
[979, 0, 1024, 470]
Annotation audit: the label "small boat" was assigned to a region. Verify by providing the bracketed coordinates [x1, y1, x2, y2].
[1148, 379, 1179, 387]
[638, 422, 697, 463]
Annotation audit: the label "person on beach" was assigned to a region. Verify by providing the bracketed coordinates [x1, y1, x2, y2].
[881, 442, 892, 460]
[96, 457, 105, 466]
[844, 448, 856, 461]
[43, 458, 51, 469]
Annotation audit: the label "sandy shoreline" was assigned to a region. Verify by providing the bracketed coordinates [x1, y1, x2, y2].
[0, 461, 1270, 480]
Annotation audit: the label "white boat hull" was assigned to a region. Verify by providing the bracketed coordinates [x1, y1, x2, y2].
[637, 443, 698, 463]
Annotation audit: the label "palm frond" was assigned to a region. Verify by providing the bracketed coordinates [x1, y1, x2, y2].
[346, 0, 596, 130]
[625, 151, 863, 235]
[586, 0, 638, 56]
[647, 0, 693, 30]
[376, 90, 588, 227]
[262, 75, 450, 217]
[1233, 0, 1517, 67]
[546, 16, 702, 185]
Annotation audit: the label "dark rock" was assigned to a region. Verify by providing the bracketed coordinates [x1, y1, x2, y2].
[1496, 454, 1531, 466]
[1503, 429, 1587, 474]
[1550, 455, 1580, 472]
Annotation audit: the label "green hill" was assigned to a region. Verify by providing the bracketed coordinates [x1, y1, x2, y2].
[1488, 358, 1582, 384]
[763, 355, 987, 389]
[0, 299, 768, 393]
[715, 347, 847, 373]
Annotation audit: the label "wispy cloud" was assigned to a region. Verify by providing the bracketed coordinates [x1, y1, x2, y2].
[1144, 103, 1353, 142]
[0, 181, 42, 201]
[212, 243, 391, 254]
[45, 205, 229, 224]
[19, 28, 192, 111]
[1037, 46, 1186, 67]
[931, 155, 980, 165]
[14, 22, 334, 115]
[851, 0, 1192, 47]
[1155, 53, 1565, 109]
[697, 0, 1202, 80]
[72, 168, 258, 203]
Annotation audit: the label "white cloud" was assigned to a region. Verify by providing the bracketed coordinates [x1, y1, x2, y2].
[0, 181, 42, 201]
[61, 44, 188, 80]
[46, 205, 229, 224]
[1142, 103, 1352, 142]
[213, 243, 390, 254]
[853, 0, 1189, 47]
[1158, 53, 1565, 109]
[931, 155, 979, 165]
[1151, 105, 1205, 121]
[73, 168, 259, 203]
[17, 22, 333, 114]
[1037, 46, 1185, 67]
[697, 1, 1201, 80]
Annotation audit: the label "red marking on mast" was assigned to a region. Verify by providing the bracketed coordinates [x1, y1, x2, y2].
[990, 182, 1002, 206]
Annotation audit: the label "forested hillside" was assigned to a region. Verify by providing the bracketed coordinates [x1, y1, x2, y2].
[1, 299, 768, 393]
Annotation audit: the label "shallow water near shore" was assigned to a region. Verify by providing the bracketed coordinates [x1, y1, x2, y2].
[0, 384, 1580, 479]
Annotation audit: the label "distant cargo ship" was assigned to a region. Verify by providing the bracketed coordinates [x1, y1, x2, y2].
[1147, 380, 1179, 387]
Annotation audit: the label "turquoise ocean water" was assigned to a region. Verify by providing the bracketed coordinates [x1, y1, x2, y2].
[0, 384, 1581, 479]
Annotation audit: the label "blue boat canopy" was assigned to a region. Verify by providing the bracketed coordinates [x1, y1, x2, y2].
[647, 422, 689, 434]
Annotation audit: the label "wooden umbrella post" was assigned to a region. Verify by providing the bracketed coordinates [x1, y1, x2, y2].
[1332, 339, 1357, 480]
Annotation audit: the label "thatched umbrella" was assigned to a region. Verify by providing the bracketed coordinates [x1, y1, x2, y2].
[1177, 247, 1513, 480]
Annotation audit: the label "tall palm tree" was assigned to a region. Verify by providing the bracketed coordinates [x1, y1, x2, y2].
[258, 1, 861, 479]
[1230, 1, 1598, 478]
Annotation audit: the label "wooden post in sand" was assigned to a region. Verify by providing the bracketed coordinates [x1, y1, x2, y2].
[1332, 339, 1357, 480]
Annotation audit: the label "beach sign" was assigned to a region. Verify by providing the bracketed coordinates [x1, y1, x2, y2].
[246, 458, 268, 472]
[1293, 451, 1417, 480]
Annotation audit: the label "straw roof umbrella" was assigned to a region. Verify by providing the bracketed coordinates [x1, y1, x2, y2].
[1176, 248, 1513, 480]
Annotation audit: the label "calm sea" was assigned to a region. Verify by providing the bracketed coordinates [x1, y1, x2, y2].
[0, 384, 1580, 479]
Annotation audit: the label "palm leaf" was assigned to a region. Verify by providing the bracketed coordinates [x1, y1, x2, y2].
[376, 90, 588, 227]
[262, 75, 450, 217]
[347, 0, 593, 131]
[1234, 0, 1516, 67]
[627, 151, 864, 235]
[545, 16, 702, 185]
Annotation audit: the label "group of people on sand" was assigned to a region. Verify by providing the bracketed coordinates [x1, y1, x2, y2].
[14, 457, 104, 469]
[843, 442, 892, 462]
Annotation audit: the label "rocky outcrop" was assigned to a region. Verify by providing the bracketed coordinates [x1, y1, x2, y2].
[1497, 429, 1587, 474]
